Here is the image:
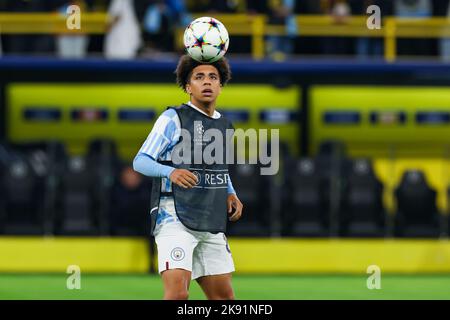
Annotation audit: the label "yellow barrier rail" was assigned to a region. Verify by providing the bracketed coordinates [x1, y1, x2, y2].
[1, 13, 450, 61]
[0, 13, 110, 34]
[181, 14, 450, 61]
[2, 237, 450, 274]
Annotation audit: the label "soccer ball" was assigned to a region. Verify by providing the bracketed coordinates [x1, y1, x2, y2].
[183, 17, 229, 63]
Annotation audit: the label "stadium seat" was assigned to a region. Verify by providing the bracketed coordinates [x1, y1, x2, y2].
[341, 159, 386, 237]
[54, 137, 118, 236]
[283, 158, 328, 237]
[227, 163, 271, 237]
[314, 140, 353, 236]
[57, 155, 98, 235]
[262, 139, 292, 236]
[28, 141, 67, 235]
[0, 141, 67, 234]
[86, 138, 120, 235]
[0, 143, 47, 235]
[394, 170, 441, 238]
[110, 164, 152, 236]
[0, 143, 8, 233]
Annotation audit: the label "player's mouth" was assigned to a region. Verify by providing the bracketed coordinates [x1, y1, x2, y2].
[202, 89, 213, 96]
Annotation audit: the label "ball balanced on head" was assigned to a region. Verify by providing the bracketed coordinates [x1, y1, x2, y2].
[183, 17, 229, 63]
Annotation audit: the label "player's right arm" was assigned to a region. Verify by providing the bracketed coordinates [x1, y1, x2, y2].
[133, 109, 198, 189]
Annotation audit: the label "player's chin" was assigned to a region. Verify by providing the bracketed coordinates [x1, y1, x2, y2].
[198, 95, 216, 103]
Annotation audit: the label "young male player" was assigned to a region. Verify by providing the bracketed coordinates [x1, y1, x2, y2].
[133, 55, 243, 300]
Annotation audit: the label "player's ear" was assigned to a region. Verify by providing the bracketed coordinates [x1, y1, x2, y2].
[185, 83, 192, 95]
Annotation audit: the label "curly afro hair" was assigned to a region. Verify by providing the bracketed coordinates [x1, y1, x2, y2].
[175, 55, 232, 92]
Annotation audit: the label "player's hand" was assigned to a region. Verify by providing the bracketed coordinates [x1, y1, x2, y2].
[227, 194, 243, 222]
[169, 169, 198, 189]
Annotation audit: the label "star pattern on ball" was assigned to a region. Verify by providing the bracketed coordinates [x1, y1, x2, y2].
[192, 34, 205, 48]
[208, 18, 220, 32]
[218, 39, 227, 52]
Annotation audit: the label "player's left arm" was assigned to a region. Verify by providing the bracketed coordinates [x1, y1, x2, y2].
[227, 178, 243, 222]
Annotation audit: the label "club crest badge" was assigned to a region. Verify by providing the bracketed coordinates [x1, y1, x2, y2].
[170, 247, 185, 261]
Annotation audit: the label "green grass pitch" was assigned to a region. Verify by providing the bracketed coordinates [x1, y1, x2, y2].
[0, 274, 449, 300]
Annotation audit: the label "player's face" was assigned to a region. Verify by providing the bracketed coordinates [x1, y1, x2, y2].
[186, 65, 221, 105]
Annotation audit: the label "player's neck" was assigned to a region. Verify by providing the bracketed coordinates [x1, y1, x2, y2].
[190, 98, 216, 117]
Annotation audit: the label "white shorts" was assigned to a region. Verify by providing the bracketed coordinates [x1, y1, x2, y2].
[154, 222, 235, 280]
